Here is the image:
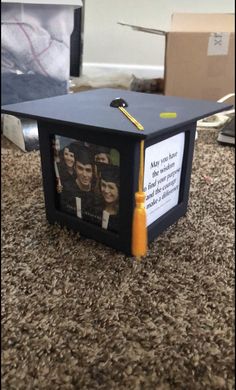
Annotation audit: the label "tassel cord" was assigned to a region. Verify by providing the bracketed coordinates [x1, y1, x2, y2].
[139, 140, 145, 193]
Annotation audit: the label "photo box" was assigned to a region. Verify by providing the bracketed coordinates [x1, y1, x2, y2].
[2, 88, 232, 255]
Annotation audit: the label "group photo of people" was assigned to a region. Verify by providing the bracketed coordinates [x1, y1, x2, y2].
[52, 135, 120, 233]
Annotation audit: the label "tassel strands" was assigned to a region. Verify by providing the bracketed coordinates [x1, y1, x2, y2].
[131, 140, 148, 259]
[109, 97, 147, 259]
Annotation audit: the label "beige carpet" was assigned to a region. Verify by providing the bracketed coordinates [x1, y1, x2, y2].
[1, 128, 235, 390]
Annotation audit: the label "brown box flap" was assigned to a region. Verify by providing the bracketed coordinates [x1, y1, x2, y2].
[117, 22, 166, 36]
[171, 13, 235, 33]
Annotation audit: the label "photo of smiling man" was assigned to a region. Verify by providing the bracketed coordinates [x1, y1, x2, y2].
[71, 146, 97, 222]
[75, 148, 93, 193]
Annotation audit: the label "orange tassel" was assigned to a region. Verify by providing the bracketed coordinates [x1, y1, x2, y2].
[131, 140, 148, 258]
[132, 191, 147, 258]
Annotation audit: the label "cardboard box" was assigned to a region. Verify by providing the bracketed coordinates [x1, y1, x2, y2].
[119, 13, 235, 102]
[2, 89, 231, 255]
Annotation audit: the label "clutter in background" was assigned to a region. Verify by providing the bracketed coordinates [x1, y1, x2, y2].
[217, 117, 235, 146]
[2, 114, 39, 152]
[70, 72, 133, 93]
[70, 73, 164, 94]
[197, 93, 235, 128]
[119, 13, 234, 101]
[130, 76, 164, 94]
[1, 1, 82, 105]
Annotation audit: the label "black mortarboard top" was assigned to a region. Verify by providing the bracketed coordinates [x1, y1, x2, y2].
[1, 88, 232, 140]
[74, 146, 94, 166]
[100, 164, 120, 186]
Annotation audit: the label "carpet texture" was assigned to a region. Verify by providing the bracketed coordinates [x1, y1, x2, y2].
[1, 128, 235, 390]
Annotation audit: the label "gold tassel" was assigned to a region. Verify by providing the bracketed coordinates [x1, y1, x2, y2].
[131, 140, 148, 258]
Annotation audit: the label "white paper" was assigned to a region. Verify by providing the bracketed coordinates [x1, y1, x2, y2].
[207, 32, 230, 56]
[54, 160, 60, 178]
[76, 197, 82, 219]
[102, 210, 110, 230]
[144, 132, 185, 226]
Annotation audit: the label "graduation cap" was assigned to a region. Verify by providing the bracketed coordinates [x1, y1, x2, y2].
[62, 141, 79, 155]
[99, 163, 120, 186]
[94, 145, 111, 155]
[74, 146, 94, 166]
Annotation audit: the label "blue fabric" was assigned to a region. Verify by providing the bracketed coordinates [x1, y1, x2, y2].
[1, 73, 67, 105]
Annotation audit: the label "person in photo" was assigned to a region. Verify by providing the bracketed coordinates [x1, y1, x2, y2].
[94, 146, 111, 164]
[57, 141, 78, 193]
[52, 136, 62, 192]
[71, 146, 101, 225]
[99, 164, 120, 233]
[74, 147, 94, 192]
[93, 145, 112, 194]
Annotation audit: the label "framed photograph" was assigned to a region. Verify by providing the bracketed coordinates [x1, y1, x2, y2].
[52, 134, 120, 234]
[2, 88, 231, 255]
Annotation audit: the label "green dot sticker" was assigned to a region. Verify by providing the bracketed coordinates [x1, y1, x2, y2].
[160, 112, 177, 118]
